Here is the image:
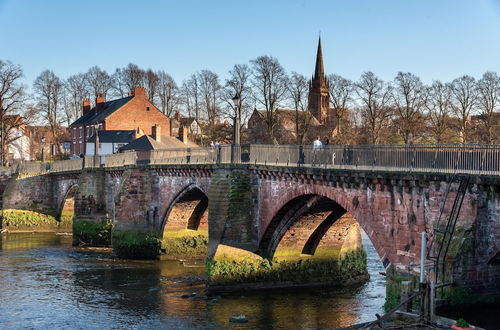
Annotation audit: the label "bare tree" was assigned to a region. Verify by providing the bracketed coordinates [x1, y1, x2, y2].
[0, 60, 26, 165]
[223, 64, 253, 135]
[287, 72, 310, 143]
[426, 81, 454, 143]
[123, 63, 145, 94]
[33, 70, 65, 153]
[355, 72, 392, 144]
[328, 74, 354, 144]
[450, 75, 478, 143]
[197, 70, 221, 139]
[157, 71, 179, 116]
[477, 71, 500, 143]
[85, 66, 112, 101]
[251, 55, 288, 143]
[391, 72, 427, 143]
[111, 68, 128, 98]
[144, 69, 159, 104]
[64, 73, 89, 125]
[181, 75, 202, 123]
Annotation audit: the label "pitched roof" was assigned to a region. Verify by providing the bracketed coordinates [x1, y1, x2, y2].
[119, 135, 197, 151]
[25, 125, 70, 142]
[180, 117, 198, 126]
[255, 109, 322, 126]
[71, 96, 133, 126]
[86, 130, 135, 143]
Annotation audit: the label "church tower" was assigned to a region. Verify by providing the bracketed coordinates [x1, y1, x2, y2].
[308, 37, 330, 124]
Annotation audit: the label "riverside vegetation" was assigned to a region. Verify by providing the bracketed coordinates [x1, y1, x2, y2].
[72, 220, 112, 246]
[1, 209, 72, 232]
[207, 248, 368, 287]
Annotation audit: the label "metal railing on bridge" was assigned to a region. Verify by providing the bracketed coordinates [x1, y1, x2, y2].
[10, 144, 500, 176]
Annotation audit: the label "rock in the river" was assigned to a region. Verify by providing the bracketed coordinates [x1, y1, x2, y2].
[229, 315, 248, 323]
[181, 292, 197, 298]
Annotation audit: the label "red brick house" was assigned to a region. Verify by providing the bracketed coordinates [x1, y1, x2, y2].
[69, 87, 171, 155]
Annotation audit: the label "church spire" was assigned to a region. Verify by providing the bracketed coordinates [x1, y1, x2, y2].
[314, 36, 324, 80]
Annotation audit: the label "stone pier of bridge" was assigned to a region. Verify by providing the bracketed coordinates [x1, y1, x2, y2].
[1, 164, 499, 294]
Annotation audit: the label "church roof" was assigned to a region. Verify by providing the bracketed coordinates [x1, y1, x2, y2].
[254, 109, 322, 126]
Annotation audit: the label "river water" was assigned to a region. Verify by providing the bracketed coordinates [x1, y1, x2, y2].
[0, 232, 386, 329]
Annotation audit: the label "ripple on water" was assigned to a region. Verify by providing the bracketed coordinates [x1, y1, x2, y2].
[0, 232, 386, 329]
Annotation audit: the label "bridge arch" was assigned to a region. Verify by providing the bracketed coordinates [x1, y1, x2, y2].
[56, 184, 79, 231]
[258, 184, 390, 267]
[161, 183, 208, 232]
[258, 193, 362, 261]
[160, 183, 209, 257]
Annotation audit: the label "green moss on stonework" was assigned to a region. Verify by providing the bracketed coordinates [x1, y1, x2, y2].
[162, 233, 208, 258]
[73, 220, 112, 246]
[206, 248, 367, 286]
[442, 286, 497, 306]
[2, 209, 60, 230]
[113, 230, 160, 260]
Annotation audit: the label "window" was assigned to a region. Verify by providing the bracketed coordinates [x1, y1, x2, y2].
[79, 127, 82, 138]
[146, 106, 150, 111]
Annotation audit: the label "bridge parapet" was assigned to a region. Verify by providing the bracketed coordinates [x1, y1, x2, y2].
[9, 144, 500, 177]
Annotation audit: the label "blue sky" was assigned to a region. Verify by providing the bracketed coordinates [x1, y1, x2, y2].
[1, 0, 500, 86]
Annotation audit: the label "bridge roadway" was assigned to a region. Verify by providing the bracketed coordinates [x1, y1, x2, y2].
[1, 144, 499, 292]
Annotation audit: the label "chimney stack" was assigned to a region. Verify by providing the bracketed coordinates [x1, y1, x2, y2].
[96, 93, 105, 112]
[152, 124, 161, 142]
[179, 126, 188, 144]
[83, 98, 91, 115]
[133, 87, 146, 98]
[175, 111, 180, 121]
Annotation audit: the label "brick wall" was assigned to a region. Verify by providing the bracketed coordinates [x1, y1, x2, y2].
[105, 93, 170, 136]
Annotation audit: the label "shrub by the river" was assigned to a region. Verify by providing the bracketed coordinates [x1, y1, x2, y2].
[383, 267, 416, 312]
[73, 220, 112, 246]
[206, 248, 368, 285]
[113, 231, 161, 259]
[162, 234, 208, 258]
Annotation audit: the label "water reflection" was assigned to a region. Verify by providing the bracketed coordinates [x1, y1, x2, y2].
[0, 232, 385, 329]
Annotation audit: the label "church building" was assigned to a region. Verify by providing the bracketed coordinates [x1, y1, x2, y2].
[248, 37, 334, 144]
[308, 37, 331, 125]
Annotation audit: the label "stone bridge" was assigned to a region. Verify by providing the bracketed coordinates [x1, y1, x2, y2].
[1, 144, 499, 292]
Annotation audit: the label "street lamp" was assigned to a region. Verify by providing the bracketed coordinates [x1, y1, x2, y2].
[94, 124, 100, 167]
[231, 93, 241, 163]
[41, 136, 46, 162]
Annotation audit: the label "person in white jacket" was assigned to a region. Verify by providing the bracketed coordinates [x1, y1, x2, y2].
[313, 136, 323, 149]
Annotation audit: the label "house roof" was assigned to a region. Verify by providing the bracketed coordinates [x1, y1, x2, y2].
[119, 135, 198, 151]
[86, 130, 135, 143]
[25, 125, 70, 142]
[255, 109, 322, 126]
[180, 117, 198, 126]
[71, 96, 133, 126]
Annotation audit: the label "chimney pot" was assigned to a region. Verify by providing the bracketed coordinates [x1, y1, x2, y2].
[96, 94, 106, 112]
[83, 98, 91, 115]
